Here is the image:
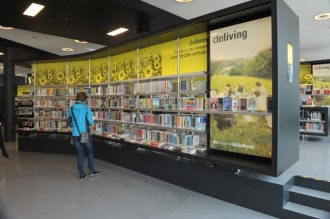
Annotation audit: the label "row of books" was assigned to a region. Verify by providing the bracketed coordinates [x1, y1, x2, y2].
[137, 128, 201, 147]
[34, 120, 66, 130]
[16, 100, 34, 107]
[300, 110, 323, 121]
[103, 124, 127, 135]
[34, 110, 67, 118]
[16, 111, 34, 118]
[135, 80, 178, 93]
[34, 88, 67, 96]
[210, 96, 272, 112]
[312, 89, 330, 95]
[192, 79, 207, 91]
[136, 114, 206, 131]
[302, 122, 324, 132]
[103, 84, 135, 95]
[34, 99, 70, 108]
[139, 97, 207, 111]
[92, 111, 207, 131]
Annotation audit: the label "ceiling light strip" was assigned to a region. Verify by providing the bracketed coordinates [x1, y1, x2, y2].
[23, 3, 45, 17]
[107, 27, 129, 36]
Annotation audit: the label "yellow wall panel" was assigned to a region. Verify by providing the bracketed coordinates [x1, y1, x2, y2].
[35, 62, 66, 85]
[90, 57, 108, 83]
[179, 33, 207, 73]
[110, 51, 137, 81]
[68, 60, 89, 84]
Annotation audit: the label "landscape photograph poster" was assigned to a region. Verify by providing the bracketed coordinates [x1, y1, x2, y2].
[209, 16, 273, 158]
[310, 63, 330, 106]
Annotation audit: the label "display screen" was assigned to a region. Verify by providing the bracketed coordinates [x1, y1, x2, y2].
[209, 16, 273, 158]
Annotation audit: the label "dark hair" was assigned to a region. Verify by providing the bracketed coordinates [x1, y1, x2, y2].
[76, 92, 88, 102]
[255, 81, 261, 87]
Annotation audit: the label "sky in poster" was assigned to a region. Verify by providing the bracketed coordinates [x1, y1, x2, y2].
[210, 17, 272, 61]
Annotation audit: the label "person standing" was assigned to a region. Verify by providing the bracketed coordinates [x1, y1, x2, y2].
[67, 92, 100, 180]
[0, 103, 9, 159]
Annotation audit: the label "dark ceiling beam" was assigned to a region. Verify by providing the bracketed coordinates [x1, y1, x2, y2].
[113, 0, 186, 24]
[0, 38, 57, 57]
[0, 37, 58, 68]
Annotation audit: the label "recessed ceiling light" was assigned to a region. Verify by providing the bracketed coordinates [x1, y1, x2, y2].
[313, 13, 330, 20]
[62, 48, 74, 52]
[176, 0, 193, 2]
[23, 3, 45, 17]
[74, 39, 88, 44]
[107, 27, 129, 36]
[0, 52, 3, 55]
[0, 25, 14, 30]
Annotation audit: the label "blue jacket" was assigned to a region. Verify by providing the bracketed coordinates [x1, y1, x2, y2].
[67, 101, 94, 137]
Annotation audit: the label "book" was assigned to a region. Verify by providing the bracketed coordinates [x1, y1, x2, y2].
[210, 98, 218, 110]
[217, 98, 223, 110]
[223, 97, 232, 111]
[247, 97, 258, 111]
[239, 98, 247, 111]
[232, 99, 239, 111]
[152, 97, 160, 109]
[267, 96, 272, 112]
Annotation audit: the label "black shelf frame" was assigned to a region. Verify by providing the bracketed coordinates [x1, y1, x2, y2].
[299, 106, 330, 137]
[14, 0, 300, 177]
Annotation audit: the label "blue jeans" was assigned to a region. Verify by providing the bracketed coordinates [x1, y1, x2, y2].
[73, 136, 95, 177]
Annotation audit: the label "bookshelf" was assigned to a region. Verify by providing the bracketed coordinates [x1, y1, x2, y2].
[89, 72, 208, 154]
[14, 0, 300, 178]
[15, 72, 209, 155]
[299, 106, 330, 136]
[15, 96, 34, 129]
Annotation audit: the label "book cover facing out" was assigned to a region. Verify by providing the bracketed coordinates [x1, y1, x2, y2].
[223, 98, 232, 111]
[232, 99, 239, 111]
[247, 97, 258, 111]
[217, 98, 223, 110]
[239, 98, 247, 111]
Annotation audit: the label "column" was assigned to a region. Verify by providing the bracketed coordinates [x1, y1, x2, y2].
[3, 46, 16, 141]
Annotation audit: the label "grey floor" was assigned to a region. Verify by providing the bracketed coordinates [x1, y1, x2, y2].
[0, 136, 329, 219]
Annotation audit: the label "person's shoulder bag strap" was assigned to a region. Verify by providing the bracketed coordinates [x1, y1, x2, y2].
[71, 107, 82, 136]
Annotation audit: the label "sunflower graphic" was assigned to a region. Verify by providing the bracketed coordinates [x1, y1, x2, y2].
[38, 76, 47, 85]
[102, 66, 108, 77]
[57, 72, 65, 81]
[68, 76, 75, 84]
[153, 62, 160, 70]
[144, 66, 153, 78]
[126, 66, 131, 74]
[75, 72, 82, 79]
[300, 72, 314, 84]
[118, 69, 126, 81]
[95, 75, 102, 83]
[154, 54, 161, 62]
[125, 60, 130, 67]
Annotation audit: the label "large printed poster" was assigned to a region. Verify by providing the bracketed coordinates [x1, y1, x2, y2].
[210, 17, 273, 158]
[311, 63, 330, 106]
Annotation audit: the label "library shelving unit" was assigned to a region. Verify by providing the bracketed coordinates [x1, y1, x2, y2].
[87, 71, 208, 154]
[14, 0, 299, 177]
[15, 95, 34, 129]
[14, 1, 302, 218]
[300, 106, 330, 137]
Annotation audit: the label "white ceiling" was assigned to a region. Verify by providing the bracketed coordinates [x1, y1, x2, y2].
[1, 0, 330, 76]
[142, 0, 330, 61]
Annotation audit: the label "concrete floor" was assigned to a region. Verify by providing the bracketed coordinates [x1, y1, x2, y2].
[0, 141, 279, 219]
